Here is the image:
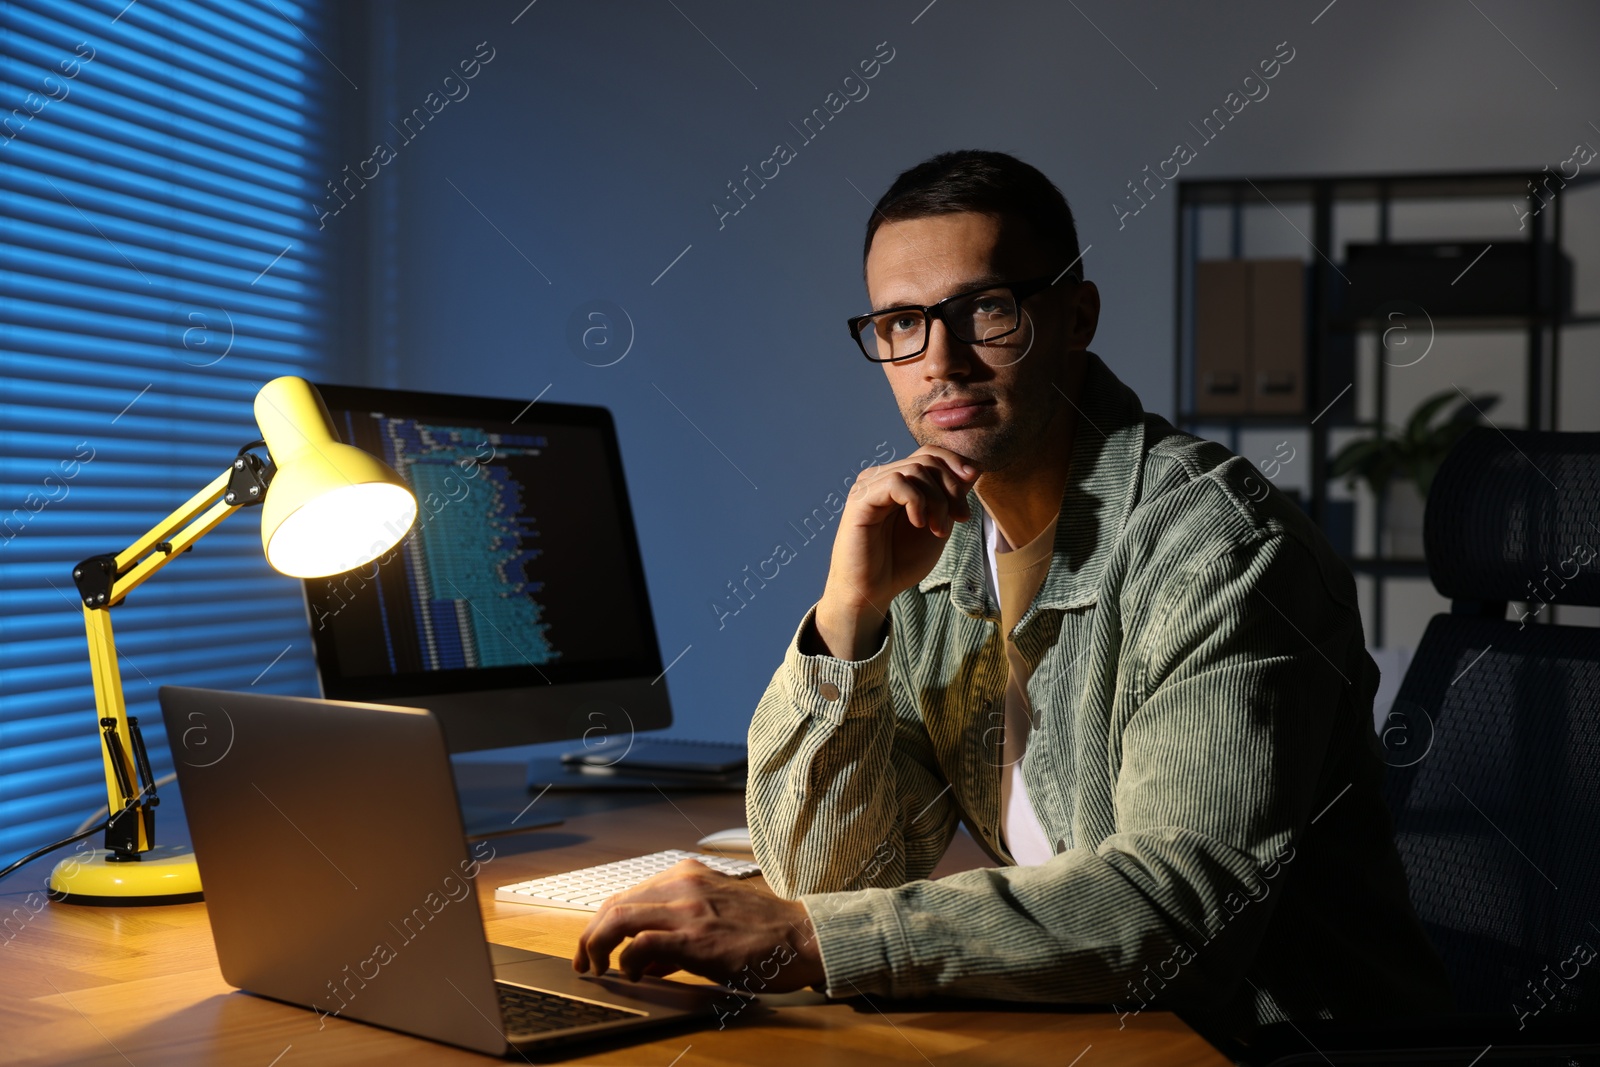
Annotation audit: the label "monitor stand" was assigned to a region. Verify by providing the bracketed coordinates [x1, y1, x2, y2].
[524, 755, 744, 793]
[461, 805, 563, 841]
[446, 740, 742, 844]
[451, 751, 567, 840]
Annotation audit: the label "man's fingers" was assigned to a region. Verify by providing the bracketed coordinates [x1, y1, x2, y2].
[900, 456, 972, 524]
[859, 451, 972, 496]
[617, 929, 689, 982]
[580, 901, 686, 976]
[574, 859, 711, 965]
[915, 458, 973, 522]
[858, 456, 973, 532]
[884, 471, 950, 535]
[907, 444, 979, 480]
[575, 897, 622, 971]
[906, 446, 979, 515]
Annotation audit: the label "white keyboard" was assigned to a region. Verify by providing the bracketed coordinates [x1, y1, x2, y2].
[494, 849, 761, 912]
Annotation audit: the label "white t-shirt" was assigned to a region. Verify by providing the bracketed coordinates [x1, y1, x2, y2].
[982, 514, 1056, 867]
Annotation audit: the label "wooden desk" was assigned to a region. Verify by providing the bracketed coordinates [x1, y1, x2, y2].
[2, 778, 1230, 1065]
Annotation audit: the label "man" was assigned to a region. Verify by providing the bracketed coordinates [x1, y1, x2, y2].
[574, 150, 1453, 1036]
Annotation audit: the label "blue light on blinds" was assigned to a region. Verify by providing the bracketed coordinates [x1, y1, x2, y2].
[0, 0, 332, 866]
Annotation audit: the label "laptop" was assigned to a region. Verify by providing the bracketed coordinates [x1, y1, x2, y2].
[159, 686, 747, 1056]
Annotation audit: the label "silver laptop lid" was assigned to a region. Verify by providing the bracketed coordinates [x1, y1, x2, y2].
[159, 686, 507, 1056]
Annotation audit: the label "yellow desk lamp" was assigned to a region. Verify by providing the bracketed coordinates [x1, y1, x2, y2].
[47, 376, 418, 905]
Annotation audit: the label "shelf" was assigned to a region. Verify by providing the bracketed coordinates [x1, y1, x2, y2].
[1174, 167, 1581, 647]
[1178, 169, 1600, 207]
[1179, 412, 1313, 425]
[1178, 414, 1380, 430]
[1328, 313, 1600, 332]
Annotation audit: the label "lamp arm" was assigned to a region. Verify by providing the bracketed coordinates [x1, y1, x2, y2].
[72, 450, 273, 859]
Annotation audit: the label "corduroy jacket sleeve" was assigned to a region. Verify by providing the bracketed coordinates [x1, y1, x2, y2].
[786, 531, 1357, 1008]
[745, 604, 962, 899]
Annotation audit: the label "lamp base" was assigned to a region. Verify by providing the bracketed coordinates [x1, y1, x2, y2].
[47, 844, 204, 906]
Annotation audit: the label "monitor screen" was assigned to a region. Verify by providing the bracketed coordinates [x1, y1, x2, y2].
[301, 383, 670, 751]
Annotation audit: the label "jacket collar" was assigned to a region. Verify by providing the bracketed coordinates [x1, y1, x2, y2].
[917, 351, 1148, 616]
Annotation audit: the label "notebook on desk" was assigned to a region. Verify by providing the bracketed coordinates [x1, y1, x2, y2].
[561, 737, 746, 775]
[533, 737, 748, 791]
[159, 686, 748, 1057]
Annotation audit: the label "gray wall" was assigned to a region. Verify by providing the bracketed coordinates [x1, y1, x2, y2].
[327, 0, 1600, 743]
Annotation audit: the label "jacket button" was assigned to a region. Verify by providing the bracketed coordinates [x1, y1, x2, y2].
[818, 681, 841, 701]
[1055, 838, 1068, 854]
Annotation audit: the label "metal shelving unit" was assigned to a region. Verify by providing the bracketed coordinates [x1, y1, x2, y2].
[1173, 169, 1597, 646]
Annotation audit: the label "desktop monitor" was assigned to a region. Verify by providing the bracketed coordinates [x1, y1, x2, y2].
[299, 383, 670, 753]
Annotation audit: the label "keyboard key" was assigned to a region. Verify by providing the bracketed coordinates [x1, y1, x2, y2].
[497, 983, 642, 1035]
[495, 849, 761, 912]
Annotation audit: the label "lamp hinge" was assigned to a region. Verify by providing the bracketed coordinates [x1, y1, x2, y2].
[101, 715, 158, 858]
[72, 554, 120, 608]
[225, 450, 275, 508]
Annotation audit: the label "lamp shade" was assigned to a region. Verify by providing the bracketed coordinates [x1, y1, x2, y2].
[253, 376, 418, 578]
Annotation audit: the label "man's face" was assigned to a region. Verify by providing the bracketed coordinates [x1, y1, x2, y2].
[863, 211, 1097, 473]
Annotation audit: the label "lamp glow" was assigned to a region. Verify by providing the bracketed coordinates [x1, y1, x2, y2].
[254, 376, 418, 578]
[266, 482, 418, 578]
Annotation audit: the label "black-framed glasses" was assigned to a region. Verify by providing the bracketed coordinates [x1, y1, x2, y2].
[847, 273, 1070, 363]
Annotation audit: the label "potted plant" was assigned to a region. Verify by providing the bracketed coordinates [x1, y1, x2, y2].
[1328, 389, 1497, 559]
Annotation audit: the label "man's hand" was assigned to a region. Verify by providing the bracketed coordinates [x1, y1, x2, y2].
[815, 445, 978, 659]
[572, 859, 826, 991]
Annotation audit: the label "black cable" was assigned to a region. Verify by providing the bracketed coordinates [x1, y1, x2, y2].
[0, 818, 111, 885]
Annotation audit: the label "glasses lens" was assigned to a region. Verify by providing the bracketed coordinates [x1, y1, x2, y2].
[947, 287, 1020, 345]
[857, 309, 927, 361]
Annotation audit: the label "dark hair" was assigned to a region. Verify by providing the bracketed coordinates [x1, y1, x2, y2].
[862, 150, 1082, 280]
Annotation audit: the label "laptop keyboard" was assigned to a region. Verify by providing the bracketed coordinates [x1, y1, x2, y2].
[497, 982, 643, 1034]
[494, 849, 761, 911]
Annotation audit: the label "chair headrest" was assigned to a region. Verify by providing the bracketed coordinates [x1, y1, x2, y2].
[1425, 427, 1600, 608]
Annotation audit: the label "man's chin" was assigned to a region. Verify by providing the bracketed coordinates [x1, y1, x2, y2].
[911, 425, 1006, 469]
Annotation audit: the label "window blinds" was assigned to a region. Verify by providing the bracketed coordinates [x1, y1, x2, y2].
[0, 0, 332, 865]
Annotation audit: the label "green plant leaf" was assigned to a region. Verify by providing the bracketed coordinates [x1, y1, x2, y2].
[1401, 390, 1460, 446]
[1330, 437, 1387, 475]
[1407, 393, 1498, 495]
[1334, 390, 1500, 498]
[1330, 437, 1397, 494]
[1446, 394, 1497, 426]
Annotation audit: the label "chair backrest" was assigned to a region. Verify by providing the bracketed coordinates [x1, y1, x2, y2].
[1383, 427, 1600, 1021]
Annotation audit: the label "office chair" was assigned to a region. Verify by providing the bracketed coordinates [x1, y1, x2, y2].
[1239, 427, 1600, 1065]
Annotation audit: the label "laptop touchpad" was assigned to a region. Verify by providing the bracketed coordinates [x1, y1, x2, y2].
[490, 942, 558, 966]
